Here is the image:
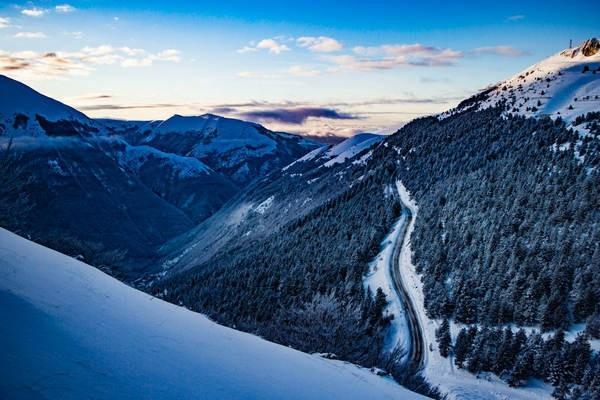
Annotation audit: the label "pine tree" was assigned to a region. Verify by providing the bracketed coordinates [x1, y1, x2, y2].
[435, 319, 452, 358]
[495, 327, 515, 376]
[454, 327, 472, 368]
[509, 350, 533, 387]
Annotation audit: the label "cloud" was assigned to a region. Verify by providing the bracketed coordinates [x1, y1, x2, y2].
[237, 38, 290, 54]
[55, 4, 76, 13]
[14, 32, 47, 39]
[236, 71, 282, 79]
[0, 46, 182, 79]
[210, 106, 237, 114]
[256, 39, 290, 54]
[470, 46, 529, 57]
[0, 17, 10, 28]
[288, 65, 320, 77]
[239, 107, 359, 124]
[325, 43, 463, 71]
[21, 7, 47, 17]
[65, 31, 83, 39]
[121, 58, 153, 67]
[78, 103, 180, 111]
[119, 47, 145, 56]
[75, 94, 113, 100]
[507, 15, 525, 21]
[237, 46, 257, 54]
[154, 49, 181, 62]
[297, 36, 342, 52]
[0, 50, 91, 78]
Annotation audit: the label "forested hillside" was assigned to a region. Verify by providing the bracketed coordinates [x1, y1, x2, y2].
[158, 105, 599, 399]
[158, 170, 402, 366]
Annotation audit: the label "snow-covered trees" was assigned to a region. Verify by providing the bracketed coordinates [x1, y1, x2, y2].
[157, 171, 401, 367]
[155, 106, 599, 399]
[0, 139, 31, 227]
[435, 319, 451, 358]
[449, 326, 597, 398]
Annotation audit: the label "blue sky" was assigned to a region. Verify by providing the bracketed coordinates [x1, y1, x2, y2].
[0, 0, 598, 136]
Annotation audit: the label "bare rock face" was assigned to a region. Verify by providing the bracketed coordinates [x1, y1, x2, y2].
[581, 38, 600, 56]
[561, 38, 599, 58]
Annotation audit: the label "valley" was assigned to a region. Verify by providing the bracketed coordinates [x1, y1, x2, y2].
[1, 33, 599, 400]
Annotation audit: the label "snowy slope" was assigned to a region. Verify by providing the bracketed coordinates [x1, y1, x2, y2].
[322, 133, 383, 167]
[443, 38, 600, 123]
[152, 114, 279, 158]
[282, 133, 383, 171]
[0, 74, 96, 137]
[0, 228, 427, 400]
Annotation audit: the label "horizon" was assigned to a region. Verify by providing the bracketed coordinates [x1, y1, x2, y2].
[0, 1, 598, 136]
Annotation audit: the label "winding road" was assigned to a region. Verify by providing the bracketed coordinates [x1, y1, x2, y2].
[389, 203, 424, 371]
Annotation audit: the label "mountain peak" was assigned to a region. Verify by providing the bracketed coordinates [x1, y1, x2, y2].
[561, 37, 600, 58]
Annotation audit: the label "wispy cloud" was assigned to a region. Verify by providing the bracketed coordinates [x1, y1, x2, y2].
[323, 43, 464, 70]
[55, 4, 76, 13]
[288, 65, 320, 77]
[236, 71, 282, 79]
[507, 15, 525, 21]
[297, 36, 342, 53]
[78, 103, 181, 111]
[470, 46, 529, 57]
[237, 38, 290, 55]
[14, 32, 47, 39]
[0, 46, 181, 79]
[65, 31, 83, 39]
[0, 17, 10, 28]
[239, 107, 359, 124]
[21, 7, 47, 17]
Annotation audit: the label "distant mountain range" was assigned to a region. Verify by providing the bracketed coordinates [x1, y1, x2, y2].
[0, 75, 319, 275]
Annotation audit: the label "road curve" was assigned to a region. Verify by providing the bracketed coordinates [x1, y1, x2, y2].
[389, 204, 424, 371]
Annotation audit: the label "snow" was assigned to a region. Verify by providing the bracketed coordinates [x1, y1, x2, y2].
[0, 228, 427, 400]
[118, 142, 213, 177]
[282, 145, 328, 171]
[476, 41, 600, 122]
[253, 195, 274, 214]
[364, 210, 411, 358]
[323, 133, 383, 167]
[394, 181, 553, 400]
[0, 74, 93, 137]
[352, 150, 374, 166]
[152, 114, 278, 157]
[0, 75, 88, 122]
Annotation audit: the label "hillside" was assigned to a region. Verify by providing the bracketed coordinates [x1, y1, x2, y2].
[159, 132, 385, 274]
[0, 228, 426, 400]
[155, 39, 600, 399]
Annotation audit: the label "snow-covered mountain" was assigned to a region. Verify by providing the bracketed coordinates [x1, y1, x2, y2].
[446, 38, 600, 123]
[0, 75, 98, 137]
[0, 75, 320, 275]
[0, 227, 426, 400]
[101, 113, 319, 185]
